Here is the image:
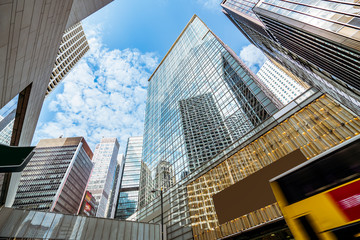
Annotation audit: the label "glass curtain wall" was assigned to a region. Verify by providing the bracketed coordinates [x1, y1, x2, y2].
[116, 136, 143, 219]
[187, 95, 360, 239]
[138, 15, 280, 240]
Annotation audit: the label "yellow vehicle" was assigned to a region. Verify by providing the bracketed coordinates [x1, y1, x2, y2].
[270, 135, 360, 240]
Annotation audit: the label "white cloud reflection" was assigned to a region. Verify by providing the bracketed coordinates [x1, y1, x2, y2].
[34, 24, 159, 153]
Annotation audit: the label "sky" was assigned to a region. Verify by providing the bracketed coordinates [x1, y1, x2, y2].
[32, 0, 268, 153]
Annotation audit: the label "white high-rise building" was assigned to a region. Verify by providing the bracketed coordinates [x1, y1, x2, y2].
[0, 0, 113, 207]
[108, 154, 124, 219]
[86, 138, 119, 218]
[46, 22, 89, 95]
[256, 60, 306, 105]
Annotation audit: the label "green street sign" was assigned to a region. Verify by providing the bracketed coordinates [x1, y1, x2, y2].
[0, 144, 35, 172]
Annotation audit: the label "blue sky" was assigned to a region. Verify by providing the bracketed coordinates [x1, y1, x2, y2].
[32, 0, 267, 153]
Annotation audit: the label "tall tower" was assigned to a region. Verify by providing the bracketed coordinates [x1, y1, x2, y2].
[12, 137, 93, 214]
[0, 109, 16, 145]
[253, 0, 360, 92]
[115, 136, 143, 220]
[221, 0, 360, 114]
[46, 22, 89, 95]
[107, 154, 124, 218]
[137, 15, 280, 239]
[86, 137, 119, 218]
[179, 93, 232, 172]
[0, 0, 114, 207]
[256, 60, 306, 105]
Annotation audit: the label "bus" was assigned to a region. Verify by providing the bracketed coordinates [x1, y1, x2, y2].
[270, 135, 360, 239]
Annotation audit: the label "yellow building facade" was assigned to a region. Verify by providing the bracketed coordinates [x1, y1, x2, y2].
[187, 94, 360, 239]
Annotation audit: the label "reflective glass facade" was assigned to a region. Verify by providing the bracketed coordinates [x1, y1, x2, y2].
[0, 207, 161, 240]
[222, 0, 360, 116]
[257, 0, 360, 41]
[0, 110, 15, 145]
[107, 154, 124, 218]
[223, 0, 260, 21]
[86, 138, 119, 218]
[0, 95, 18, 204]
[187, 94, 360, 239]
[254, 0, 360, 94]
[0, 95, 18, 145]
[138, 15, 280, 240]
[116, 136, 143, 220]
[12, 137, 93, 215]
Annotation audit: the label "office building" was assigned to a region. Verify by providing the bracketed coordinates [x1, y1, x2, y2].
[12, 137, 93, 214]
[187, 92, 360, 239]
[253, 0, 360, 92]
[0, 0, 113, 207]
[221, 0, 360, 115]
[154, 160, 176, 191]
[0, 110, 15, 145]
[257, 60, 306, 105]
[86, 137, 119, 218]
[115, 136, 143, 220]
[138, 161, 154, 209]
[46, 22, 89, 95]
[0, 21, 88, 147]
[0, 0, 113, 147]
[108, 154, 124, 218]
[137, 15, 280, 239]
[179, 93, 233, 172]
[0, 96, 18, 147]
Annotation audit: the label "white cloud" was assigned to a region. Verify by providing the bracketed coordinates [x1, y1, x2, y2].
[34, 25, 159, 153]
[197, 0, 221, 10]
[239, 44, 267, 73]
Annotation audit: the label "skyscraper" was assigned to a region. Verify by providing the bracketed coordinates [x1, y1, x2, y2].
[12, 137, 93, 214]
[137, 15, 280, 240]
[86, 137, 119, 218]
[115, 136, 143, 220]
[179, 93, 232, 172]
[138, 160, 154, 210]
[108, 154, 124, 218]
[221, 0, 360, 114]
[186, 93, 360, 239]
[0, 109, 15, 145]
[253, 0, 360, 93]
[257, 60, 306, 104]
[0, 0, 113, 207]
[46, 22, 89, 95]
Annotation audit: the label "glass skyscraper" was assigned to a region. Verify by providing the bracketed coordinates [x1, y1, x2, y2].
[221, 0, 360, 115]
[254, 0, 360, 91]
[0, 109, 15, 145]
[115, 136, 143, 220]
[12, 137, 93, 214]
[137, 15, 280, 239]
[86, 137, 119, 218]
[107, 154, 124, 218]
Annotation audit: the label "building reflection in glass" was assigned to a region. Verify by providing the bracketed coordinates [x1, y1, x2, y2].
[137, 15, 280, 238]
[115, 136, 143, 220]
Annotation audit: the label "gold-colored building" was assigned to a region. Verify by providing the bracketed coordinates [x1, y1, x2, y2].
[187, 93, 360, 239]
